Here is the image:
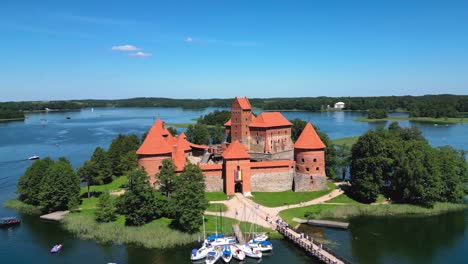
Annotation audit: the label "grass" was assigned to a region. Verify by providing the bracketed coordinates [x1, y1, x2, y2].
[3, 199, 41, 215]
[332, 136, 359, 147]
[203, 215, 282, 239]
[355, 116, 468, 124]
[279, 202, 467, 225]
[80, 176, 127, 196]
[205, 192, 228, 201]
[251, 182, 335, 207]
[206, 203, 228, 212]
[325, 193, 361, 204]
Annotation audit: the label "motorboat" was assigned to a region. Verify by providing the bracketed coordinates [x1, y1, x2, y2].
[221, 245, 232, 263]
[230, 244, 245, 261]
[50, 244, 63, 253]
[191, 243, 212, 261]
[238, 244, 262, 259]
[248, 240, 273, 252]
[28, 155, 40, 160]
[205, 247, 221, 264]
[0, 217, 21, 227]
[249, 232, 269, 242]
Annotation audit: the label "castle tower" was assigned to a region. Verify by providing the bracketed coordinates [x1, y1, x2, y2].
[293, 123, 327, 191]
[229, 97, 252, 147]
[222, 140, 251, 195]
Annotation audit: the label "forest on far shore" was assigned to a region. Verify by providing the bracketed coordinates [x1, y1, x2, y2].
[1, 94, 467, 119]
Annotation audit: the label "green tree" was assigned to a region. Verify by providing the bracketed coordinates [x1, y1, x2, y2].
[77, 160, 99, 198]
[118, 151, 138, 175]
[171, 163, 208, 233]
[38, 157, 80, 213]
[350, 130, 393, 203]
[186, 123, 210, 145]
[435, 146, 467, 203]
[368, 108, 388, 119]
[119, 170, 162, 226]
[318, 131, 337, 179]
[17, 158, 54, 206]
[156, 159, 177, 198]
[167, 127, 178, 136]
[95, 192, 117, 222]
[208, 126, 224, 144]
[90, 147, 112, 183]
[107, 134, 140, 176]
[336, 145, 351, 180]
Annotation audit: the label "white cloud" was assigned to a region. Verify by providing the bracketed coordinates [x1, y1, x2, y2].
[184, 37, 193, 43]
[129, 51, 152, 57]
[111, 45, 141, 51]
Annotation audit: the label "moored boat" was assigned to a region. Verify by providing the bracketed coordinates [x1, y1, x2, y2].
[230, 244, 245, 261]
[0, 217, 21, 227]
[205, 247, 221, 264]
[238, 244, 262, 259]
[191, 243, 212, 261]
[248, 240, 273, 252]
[249, 232, 269, 242]
[28, 155, 40, 160]
[50, 244, 62, 253]
[221, 245, 232, 263]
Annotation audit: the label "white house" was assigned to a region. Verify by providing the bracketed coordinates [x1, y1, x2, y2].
[334, 102, 345, 109]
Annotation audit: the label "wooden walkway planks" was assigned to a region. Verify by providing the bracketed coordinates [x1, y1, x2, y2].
[232, 224, 245, 244]
[277, 225, 350, 264]
[40, 211, 69, 221]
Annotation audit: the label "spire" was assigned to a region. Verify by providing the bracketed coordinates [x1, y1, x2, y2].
[294, 123, 326, 149]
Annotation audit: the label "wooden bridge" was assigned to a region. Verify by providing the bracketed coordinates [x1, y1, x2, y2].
[277, 225, 350, 264]
[232, 224, 245, 244]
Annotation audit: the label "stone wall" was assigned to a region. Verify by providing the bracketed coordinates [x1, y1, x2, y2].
[205, 174, 223, 192]
[249, 149, 294, 161]
[251, 169, 294, 192]
[293, 173, 327, 192]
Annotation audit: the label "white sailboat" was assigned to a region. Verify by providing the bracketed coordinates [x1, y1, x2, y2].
[221, 244, 232, 263]
[230, 244, 245, 261]
[247, 240, 273, 252]
[205, 247, 222, 264]
[238, 244, 262, 259]
[249, 232, 269, 243]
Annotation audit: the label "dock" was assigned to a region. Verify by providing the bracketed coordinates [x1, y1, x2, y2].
[232, 224, 245, 244]
[292, 218, 349, 229]
[277, 225, 350, 264]
[40, 211, 69, 221]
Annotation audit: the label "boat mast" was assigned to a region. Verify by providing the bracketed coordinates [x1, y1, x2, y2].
[203, 214, 206, 241]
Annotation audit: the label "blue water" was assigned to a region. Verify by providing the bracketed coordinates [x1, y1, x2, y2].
[0, 107, 467, 263]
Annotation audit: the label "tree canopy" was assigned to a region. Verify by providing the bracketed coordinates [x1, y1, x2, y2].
[107, 134, 140, 176]
[368, 108, 388, 119]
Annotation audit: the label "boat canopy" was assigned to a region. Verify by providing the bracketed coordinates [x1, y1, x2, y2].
[207, 235, 216, 241]
[208, 252, 216, 256]
[191, 249, 198, 255]
[261, 241, 271, 245]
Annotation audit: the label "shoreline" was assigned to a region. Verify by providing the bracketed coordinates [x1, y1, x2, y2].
[0, 117, 25, 122]
[355, 116, 467, 124]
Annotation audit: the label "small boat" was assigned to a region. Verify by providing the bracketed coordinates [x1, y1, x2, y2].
[230, 244, 245, 261]
[248, 240, 273, 252]
[249, 232, 269, 243]
[28, 155, 40, 160]
[238, 244, 262, 259]
[50, 244, 63, 253]
[205, 247, 221, 264]
[0, 217, 21, 227]
[66, 117, 71, 119]
[221, 245, 232, 263]
[191, 243, 212, 261]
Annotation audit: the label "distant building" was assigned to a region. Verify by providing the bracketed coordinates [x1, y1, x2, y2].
[137, 97, 328, 195]
[334, 102, 345, 109]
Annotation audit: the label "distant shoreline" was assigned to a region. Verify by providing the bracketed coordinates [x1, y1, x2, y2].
[356, 116, 468, 124]
[0, 117, 25, 122]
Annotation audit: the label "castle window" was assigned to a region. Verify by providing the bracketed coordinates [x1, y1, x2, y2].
[316, 167, 319, 171]
[313, 158, 317, 162]
[301, 158, 305, 163]
[306, 167, 310, 172]
[296, 165, 299, 170]
[158, 166, 162, 170]
[257, 140, 259, 144]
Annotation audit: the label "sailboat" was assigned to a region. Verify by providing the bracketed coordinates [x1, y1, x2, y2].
[247, 240, 273, 252]
[221, 244, 232, 263]
[249, 232, 269, 242]
[238, 244, 262, 259]
[230, 244, 245, 261]
[205, 247, 222, 264]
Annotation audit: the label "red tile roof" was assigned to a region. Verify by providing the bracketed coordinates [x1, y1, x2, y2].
[294, 123, 326, 149]
[224, 119, 231, 126]
[222, 140, 251, 159]
[249, 112, 292, 128]
[176, 132, 192, 152]
[234, 97, 251, 110]
[137, 118, 174, 155]
[199, 164, 223, 171]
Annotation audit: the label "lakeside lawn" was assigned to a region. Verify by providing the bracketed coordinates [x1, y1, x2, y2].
[206, 203, 228, 212]
[251, 182, 336, 208]
[79, 176, 127, 196]
[332, 137, 358, 147]
[355, 116, 468, 124]
[205, 192, 228, 201]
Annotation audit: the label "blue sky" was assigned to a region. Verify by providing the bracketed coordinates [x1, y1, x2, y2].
[1, 0, 467, 101]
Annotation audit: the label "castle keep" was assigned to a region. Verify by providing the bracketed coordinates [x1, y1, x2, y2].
[137, 97, 327, 195]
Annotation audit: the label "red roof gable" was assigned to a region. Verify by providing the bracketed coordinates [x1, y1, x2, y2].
[224, 119, 231, 126]
[249, 112, 292, 128]
[294, 123, 326, 149]
[234, 97, 251, 110]
[176, 132, 192, 152]
[137, 118, 174, 155]
[222, 140, 251, 159]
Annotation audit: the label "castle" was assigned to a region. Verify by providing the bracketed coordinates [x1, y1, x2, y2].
[137, 97, 327, 195]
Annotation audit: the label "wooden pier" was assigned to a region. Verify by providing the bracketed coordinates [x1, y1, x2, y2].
[40, 211, 69, 221]
[232, 224, 245, 244]
[277, 225, 350, 264]
[292, 218, 349, 229]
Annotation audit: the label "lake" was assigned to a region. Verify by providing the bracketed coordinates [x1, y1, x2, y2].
[0, 107, 467, 264]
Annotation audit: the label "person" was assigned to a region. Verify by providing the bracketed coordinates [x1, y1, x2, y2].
[235, 208, 238, 218]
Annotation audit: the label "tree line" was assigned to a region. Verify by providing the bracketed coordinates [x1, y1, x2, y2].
[367, 109, 388, 119]
[0, 109, 24, 120]
[2, 95, 467, 117]
[349, 123, 468, 207]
